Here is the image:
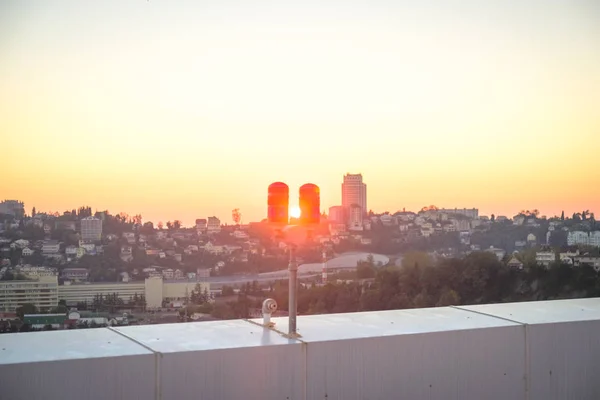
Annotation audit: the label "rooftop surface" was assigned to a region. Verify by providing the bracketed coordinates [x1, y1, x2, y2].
[458, 297, 600, 324]
[2, 298, 600, 400]
[252, 306, 519, 342]
[3, 298, 599, 363]
[113, 319, 296, 353]
[0, 328, 153, 365]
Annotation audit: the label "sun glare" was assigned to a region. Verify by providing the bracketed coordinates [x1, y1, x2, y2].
[290, 206, 301, 219]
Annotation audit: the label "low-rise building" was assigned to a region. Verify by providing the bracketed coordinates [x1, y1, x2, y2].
[451, 219, 471, 232]
[22, 247, 34, 257]
[232, 230, 249, 240]
[574, 256, 600, 272]
[439, 208, 479, 219]
[507, 256, 524, 270]
[123, 232, 136, 245]
[17, 265, 57, 279]
[0, 275, 59, 312]
[55, 221, 77, 231]
[536, 251, 556, 267]
[11, 239, 30, 249]
[379, 214, 395, 226]
[61, 268, 89, 282]
[120, 245, 133, 262]
[59, 281, 146, 307]
[559, 250, 579, 265]
[23, 314, 66, 330]
[42, 240, 60, 255]
[204, 242, 224, 255]
[65, 245, 78, 256]
[486, 246, 506, 261]
[79, 241, 96, 254]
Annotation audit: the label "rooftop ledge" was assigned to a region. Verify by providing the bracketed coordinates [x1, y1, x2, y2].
[1, 298, 600, 400]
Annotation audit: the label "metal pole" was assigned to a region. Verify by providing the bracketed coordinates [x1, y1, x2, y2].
[288, 246, 297, 336]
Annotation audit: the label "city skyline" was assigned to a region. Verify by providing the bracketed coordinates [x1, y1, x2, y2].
[1, 1, 599, 226]
[3, 174, 598, 228]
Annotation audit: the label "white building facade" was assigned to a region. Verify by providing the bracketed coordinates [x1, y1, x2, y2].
[0, 275, 59, 312]
[567, 231, 600, 247]
[80, 217, 103, 241]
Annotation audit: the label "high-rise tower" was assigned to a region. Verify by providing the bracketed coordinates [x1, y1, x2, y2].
[341, 173, 367, 216]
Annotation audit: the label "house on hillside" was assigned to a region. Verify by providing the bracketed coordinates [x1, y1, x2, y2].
[507, 256, 524, 270]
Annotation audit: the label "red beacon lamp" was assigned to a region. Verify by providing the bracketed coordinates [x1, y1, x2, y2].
[268, 182, 321, 337]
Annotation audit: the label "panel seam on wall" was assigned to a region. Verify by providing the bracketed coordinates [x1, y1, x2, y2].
[243, 319, 308, 399]
[451, 306, 530, 400]
[450, 306, 526, 326]
[108, 327, 162, 400]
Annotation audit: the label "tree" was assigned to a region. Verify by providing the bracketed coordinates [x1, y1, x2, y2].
[221, 285, 235, 296]
[436, 289, 461, 306]
[16, 303, 38, 319]
[142, 221, 154, 234]
[561, 211, 565, 221]
[357, 264, 376, 279]
[491, 214, 495, 222]
[402, 252, 433, 269]
[190, 283, 209, 304]
[232, 209, 242, 225]
[166, 221, 173, 230]
[32, 207, 36, 217]
[158, 221, 164, 230]
[173, 220, 182, 230]
[51, 305, 68, 314]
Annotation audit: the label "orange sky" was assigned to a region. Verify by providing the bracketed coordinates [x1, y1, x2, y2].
[1, 1, 599, 226]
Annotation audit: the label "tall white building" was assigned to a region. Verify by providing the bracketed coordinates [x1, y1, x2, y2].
[80, 217, 103, 241]
[342, 173, 367, 217]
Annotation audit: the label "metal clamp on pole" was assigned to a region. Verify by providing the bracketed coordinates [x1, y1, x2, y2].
[288, 245, 298, 336]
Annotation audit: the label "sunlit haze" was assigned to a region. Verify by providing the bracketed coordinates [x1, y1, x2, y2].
[1, 0, 599, 225]
[290, 206, 301, 220]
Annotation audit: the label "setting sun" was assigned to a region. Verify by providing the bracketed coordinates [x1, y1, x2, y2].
[290, 206, 301, 219]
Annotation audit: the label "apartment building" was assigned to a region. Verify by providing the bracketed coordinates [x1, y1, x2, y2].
[80, 217, 102, 241]
[57, 277, 210, 309]
[342, 173, 367, 217]
[0, 275, 59, 312]
[207, 217, 221, 234]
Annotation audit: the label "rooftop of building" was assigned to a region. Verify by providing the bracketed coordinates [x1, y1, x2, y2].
[2, 298, 599, 400]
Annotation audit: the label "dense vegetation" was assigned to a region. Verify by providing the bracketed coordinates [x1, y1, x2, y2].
[210, 252, 600, 319]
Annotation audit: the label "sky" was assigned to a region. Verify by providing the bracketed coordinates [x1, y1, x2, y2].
[1, 0, 599, 226]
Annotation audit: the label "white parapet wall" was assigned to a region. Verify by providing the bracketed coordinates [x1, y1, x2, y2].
[1, 298, 599, 400]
